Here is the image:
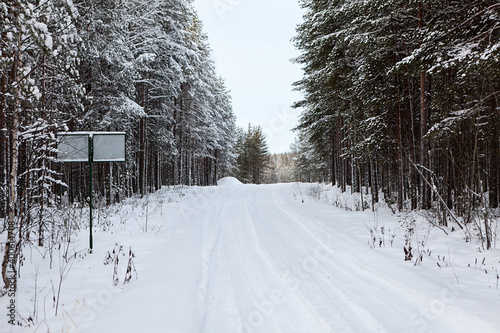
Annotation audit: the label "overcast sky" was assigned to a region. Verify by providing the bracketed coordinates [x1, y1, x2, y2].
[192, 0, 304, 154]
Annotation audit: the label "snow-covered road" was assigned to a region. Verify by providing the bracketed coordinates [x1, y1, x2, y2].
[70, 181, 500, 332]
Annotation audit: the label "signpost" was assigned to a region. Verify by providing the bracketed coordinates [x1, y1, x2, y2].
[57, 132, 126, 251]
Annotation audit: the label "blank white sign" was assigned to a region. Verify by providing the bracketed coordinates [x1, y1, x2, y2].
[93, 134, 126, 162]
[57, 132, 126, 162]
[57, 134, 89, 162]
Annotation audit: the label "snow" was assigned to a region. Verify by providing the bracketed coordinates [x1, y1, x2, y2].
[1, 183, 499, 332]
[217, 176, 243, 187]
[44, 34, 53, 50]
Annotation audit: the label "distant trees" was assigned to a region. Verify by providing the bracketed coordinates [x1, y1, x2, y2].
[0, 0, 236, 289]
[293, 0, 499, 241]
[262, 153, 297, 184]
[290, 136, 329, 183]
[235, 125, 269, 184]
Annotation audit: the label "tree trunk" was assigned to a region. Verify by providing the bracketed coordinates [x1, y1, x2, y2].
[2, 34, 21, 288]
[396, 81, 404, 211]
[418, 1, 431, 209]
[330, 135, 336, 186]
[490, 97, 499, 208]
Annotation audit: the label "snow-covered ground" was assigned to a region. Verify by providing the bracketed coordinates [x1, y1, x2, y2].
[2, 179, 500, 332]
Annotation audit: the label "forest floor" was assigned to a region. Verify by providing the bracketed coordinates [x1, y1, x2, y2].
[1, 178, 500, 332]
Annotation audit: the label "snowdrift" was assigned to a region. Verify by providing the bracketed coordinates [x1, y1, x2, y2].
[217, 176, 243, 187]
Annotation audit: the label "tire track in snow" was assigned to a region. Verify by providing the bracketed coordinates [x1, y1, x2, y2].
[270, 184, 499, 333]
[217, 185, 328, 333]
[267, 186, 449, 331]
[192, 183, 497, 333]
[246, 185, 389, 333]
[197, 186, 244, 332]
[197, 214, 223, 328]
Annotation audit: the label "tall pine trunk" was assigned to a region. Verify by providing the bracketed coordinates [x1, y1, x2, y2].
[2, 32, 21, 289]
[396, 97, 404, 212]
[418, 1, 431, 209]
[490, 97, 499, 208]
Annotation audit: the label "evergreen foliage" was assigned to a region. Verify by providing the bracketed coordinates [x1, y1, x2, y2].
[235, 124, 269, 184]
[0, 0, 236, 288]
[293, 0, 499, 238]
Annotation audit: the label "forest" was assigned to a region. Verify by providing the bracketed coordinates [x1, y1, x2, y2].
[1, 1, 499, 330]
[0, 0, 236, 289]
[1, 0, 499, 299]
[292, 0, 499, 248]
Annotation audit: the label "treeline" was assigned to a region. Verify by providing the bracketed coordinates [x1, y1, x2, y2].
[293, 1, 499, 240]
[263, 153, 297, 184]
[233, 126, 318, 184]
[233, 126, 301, 184]
[234, 124, 269, 184]
[1, 0, 235, 286]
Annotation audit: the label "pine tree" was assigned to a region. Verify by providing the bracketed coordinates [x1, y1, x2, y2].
[293, 0, 499, 234]
[0, 0, 82, 289]
[0, 0, 238, 291]
[235, 125, 269, 184]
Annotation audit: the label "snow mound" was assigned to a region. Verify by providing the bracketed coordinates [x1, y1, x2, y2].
[217, 177, 243, 187]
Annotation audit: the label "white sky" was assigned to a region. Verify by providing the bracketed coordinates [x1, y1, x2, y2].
[192, 0, 304, 154]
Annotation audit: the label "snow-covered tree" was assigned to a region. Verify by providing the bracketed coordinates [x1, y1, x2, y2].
[235, 124, 269, 184]
[0, 0, 237, 292]
[293, 0, 499, 236]
[0, 0, 84, 290]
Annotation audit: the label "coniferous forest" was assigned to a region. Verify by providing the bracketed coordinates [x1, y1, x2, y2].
[1, 0, 236, 287]
[292, 0, 499, 247]
[1, 1, 500, 330]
